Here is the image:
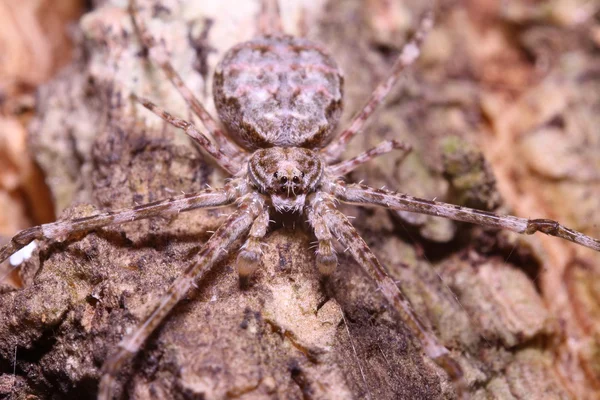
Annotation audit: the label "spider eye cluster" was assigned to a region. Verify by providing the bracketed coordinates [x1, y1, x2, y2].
[248, 148, 324, 198]
[272, 171, 302, 194]
[273, 172, 302, 184]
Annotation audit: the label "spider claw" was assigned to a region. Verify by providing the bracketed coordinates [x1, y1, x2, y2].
[316, 252, 337, 276]
[236, 248, 261, 277]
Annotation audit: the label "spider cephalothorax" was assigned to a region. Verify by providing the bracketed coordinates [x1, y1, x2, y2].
[249, 147, 324, 211]
[1, 1, 599, 399]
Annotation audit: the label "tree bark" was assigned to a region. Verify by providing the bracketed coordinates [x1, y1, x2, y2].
[1, 0, 599, 399]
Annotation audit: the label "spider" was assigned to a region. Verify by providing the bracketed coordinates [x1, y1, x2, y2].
[1, 0, 599, 398]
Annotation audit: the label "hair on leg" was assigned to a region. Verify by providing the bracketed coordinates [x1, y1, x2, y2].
[330, 181, 600, 252]
[306, 200, 338, 275]
[322, 11, 434, 163]
[98, 192, 265, 400]
[128, 0, 244, 160]
[0, 182, 246, 267]
[136, 96, 242, 174]
[327, 140, 412, 177]
[236, 206, 270, 279]
[308, 191, 465, 389]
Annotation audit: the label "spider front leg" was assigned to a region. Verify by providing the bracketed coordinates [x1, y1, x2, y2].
[128, 0, 244, 161]
[306, 202, 338, 275]
[236, 206, 270, 278]
[0, 181, 245, 267]
[307, 192, 464, 386]
[330, 182, 600, 252]
[99, 192, 265, 400]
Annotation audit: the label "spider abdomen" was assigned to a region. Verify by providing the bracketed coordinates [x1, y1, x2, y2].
[213, 35, 343, 150]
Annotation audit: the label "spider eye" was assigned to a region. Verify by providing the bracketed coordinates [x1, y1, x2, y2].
[280, 176, 288, 184]
[292, 176, 300, 184]
[273, 172, 278, 178]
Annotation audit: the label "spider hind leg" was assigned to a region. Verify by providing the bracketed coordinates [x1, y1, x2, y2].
[322, 11, 434, 162]
[128, 0, 244, 160]
[258, 0, 284, 36]
[327, 140, 412, 177]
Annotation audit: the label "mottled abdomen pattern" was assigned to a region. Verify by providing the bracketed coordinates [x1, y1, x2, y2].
[213, 35, 343, 150]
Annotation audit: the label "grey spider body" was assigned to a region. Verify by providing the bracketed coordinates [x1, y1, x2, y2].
[214, 35, 343, 150]
[1, 1, 600, 399]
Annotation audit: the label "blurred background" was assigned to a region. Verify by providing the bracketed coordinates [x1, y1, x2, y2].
[0, 0, 83, 239]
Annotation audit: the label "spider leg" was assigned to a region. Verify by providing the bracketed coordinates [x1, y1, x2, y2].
[258, 0, 284, 36]
[308, 192, 464, 386]
[98, 192, 265, 400]
[321, 11, 433, 163]
[327, 140, 412, 176]
[0, 182, 246, 266]
[136, 96, 241, 175]
[330, 181, 600, 252]
[236, 206, 270, 278]
[306, 201, 337, 275]
[128, 0, 244, 161]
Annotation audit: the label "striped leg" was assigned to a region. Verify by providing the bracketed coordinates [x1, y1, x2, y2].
[327, 140, 412, 177]
[330, 182, 600, 252]
[308, 192, 464, 386]
[0, 182, 245, 266]
[136, 96, 241, 174]
[236, 206, 270, 278]
[322, 11, 434, 162]
[98, 192, 265, 400]
[128, 0, 244, 160]
[306, 199, 337, 275]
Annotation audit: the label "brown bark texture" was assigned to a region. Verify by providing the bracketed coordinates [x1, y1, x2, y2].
[1, 0, 600, 399]
[0, 0, 80, 245]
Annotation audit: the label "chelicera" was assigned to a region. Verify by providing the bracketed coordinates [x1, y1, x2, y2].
[1, 0, 599, 398]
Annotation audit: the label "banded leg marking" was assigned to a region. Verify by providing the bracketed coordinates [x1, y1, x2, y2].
[0, 183, 244, 266]
[136, 96, 241, 175]
[236, 206, 270, 278]
[98, 193, 265, 400]
[327, 140, 412, 177]
[309, 192, 464, 384]
[331, 182, 600, 252]
[306, 199, 338, 275]
[128, 0, 244, 160]
[322, 11, 433, 162]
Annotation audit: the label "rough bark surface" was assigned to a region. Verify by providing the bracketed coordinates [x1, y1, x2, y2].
[1, 0, 599, 399]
